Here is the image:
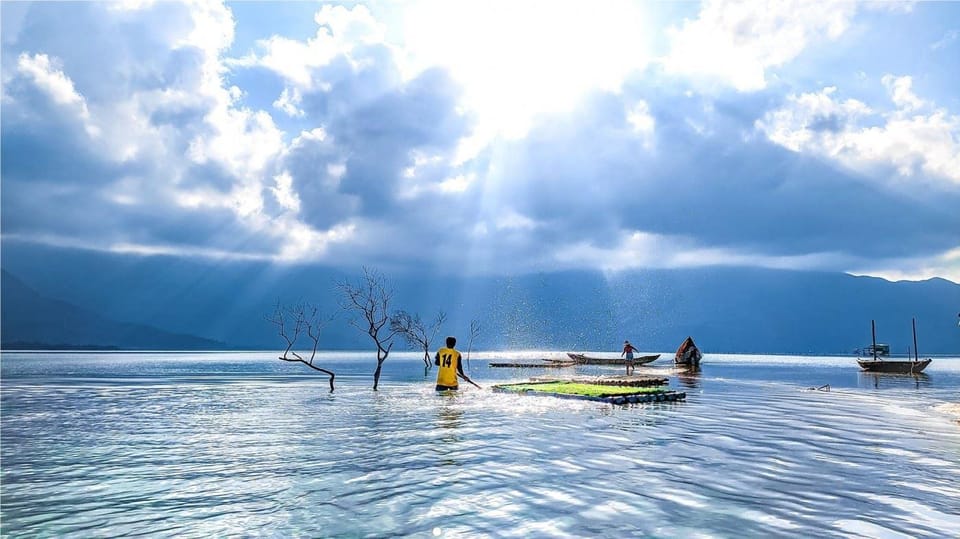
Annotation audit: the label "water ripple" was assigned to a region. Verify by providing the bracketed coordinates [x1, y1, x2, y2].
[2, 353, 960, 537]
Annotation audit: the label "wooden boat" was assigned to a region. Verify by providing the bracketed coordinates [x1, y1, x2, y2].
[857, 358, 931, 374]
[857, 319, 931, 375]
[564, 353, 660, 365]
[489, 361, 576, 368]
[674, 336, 702, 366]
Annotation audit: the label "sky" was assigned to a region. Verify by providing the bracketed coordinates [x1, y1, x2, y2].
[2, 0, 959, 282]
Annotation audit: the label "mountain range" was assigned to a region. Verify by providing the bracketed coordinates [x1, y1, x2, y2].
[1, 269, 225, 350]
[1, 244, 958, 354]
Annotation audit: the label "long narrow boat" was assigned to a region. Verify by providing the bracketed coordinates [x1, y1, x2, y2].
[857, 319, 932, 374]
[857, 358, 931, 374]
[565, 353, 660, 365]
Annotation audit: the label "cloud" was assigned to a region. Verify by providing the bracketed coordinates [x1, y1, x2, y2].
[462, 83, 960, 273]
[757, 79, 960, 185]
[930, 29, 958, 50]
[397, 0, 652, 138]
[662, 0, 857, 91]
[2, 0, 958, 283]
[850, 246, 960, 284]
[226, 4, 386, 89]
[1, 1, 291, 260]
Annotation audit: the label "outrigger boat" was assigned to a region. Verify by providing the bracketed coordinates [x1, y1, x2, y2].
[857, 319, 931, 374]
[563, 353, 660, 365]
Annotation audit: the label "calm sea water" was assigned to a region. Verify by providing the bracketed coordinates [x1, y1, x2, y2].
[2, 351, 959, 538]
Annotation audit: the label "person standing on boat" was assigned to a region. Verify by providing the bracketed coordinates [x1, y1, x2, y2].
[622, 340, 639, 375]
[434, 336, 481, 391]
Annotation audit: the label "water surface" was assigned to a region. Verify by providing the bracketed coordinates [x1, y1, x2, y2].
[3, 352, 959, 538]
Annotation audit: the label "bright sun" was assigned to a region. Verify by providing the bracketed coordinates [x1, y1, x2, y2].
[400, 0, 652, 139]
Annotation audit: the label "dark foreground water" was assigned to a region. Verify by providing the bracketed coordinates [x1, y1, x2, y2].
[2, 351, 959, 538]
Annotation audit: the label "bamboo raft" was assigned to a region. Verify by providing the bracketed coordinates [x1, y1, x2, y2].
[529, 375, 669, 387]
[493, 381, 686, 404]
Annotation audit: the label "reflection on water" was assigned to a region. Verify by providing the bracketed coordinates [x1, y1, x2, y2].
[676, 366, 702, 389]
[2, 352, 959, 538]
[438, 404, 464, 430]
[859, 372, 932, 390]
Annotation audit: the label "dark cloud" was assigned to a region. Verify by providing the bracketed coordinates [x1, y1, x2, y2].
[486, 85, 960, 261]
[281, 47, 473, 229]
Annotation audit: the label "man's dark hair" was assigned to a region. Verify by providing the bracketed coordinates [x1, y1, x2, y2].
[446, 336, 457, 347]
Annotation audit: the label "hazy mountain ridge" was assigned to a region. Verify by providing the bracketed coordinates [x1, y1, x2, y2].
[1, 245, 958, 354]
[1, 269, 226, 350]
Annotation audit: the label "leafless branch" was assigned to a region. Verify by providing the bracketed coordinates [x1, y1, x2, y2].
[268, 300, 335, 391]
[338, 266, 396, 390]
[467, 319, 482, 371]
[391, 310, 447, 367]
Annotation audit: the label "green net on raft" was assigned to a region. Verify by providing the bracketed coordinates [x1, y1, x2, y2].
[499, 382, 667, 397]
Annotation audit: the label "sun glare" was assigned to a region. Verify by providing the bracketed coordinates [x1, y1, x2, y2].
[400, 0, 651, 139]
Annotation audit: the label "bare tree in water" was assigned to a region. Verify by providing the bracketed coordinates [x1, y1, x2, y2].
[266, 301, 336, 392]
[466, 319, 481, 371]
[338, 267, 397, 390]
[391, 310, 446, 371]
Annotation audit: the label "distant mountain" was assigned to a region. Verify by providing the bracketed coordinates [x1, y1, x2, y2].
[1, 269, 226, 350]
[1, 244, 958, 354]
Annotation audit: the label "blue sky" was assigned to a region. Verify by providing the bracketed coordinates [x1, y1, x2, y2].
[2, 0, 958, 282]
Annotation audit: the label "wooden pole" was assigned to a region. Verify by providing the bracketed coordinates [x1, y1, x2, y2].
[912, 317, 919, 362]
[871, 319, 878, 361]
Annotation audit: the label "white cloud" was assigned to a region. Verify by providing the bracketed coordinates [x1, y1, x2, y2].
[273, 87, 304, 117]
[16, 53, 85, 109]
[16, 53, 99, 136]
[757, 82, 960, 184]
[882, 75, 923, 111]
[495, 210, 539, 231]
[930, 29, 959, 50]
[758, 86, 871, 152]
[850, 246, 960, 284]
[625, 99, 655, 150]
[663, 0, 857, 91]
[270, 171, 301, 212]
[227, 4, 386, 89]
[275, 220, 357, 263]
[553, 230, 856, 273]
[399, 0, 652, 139]
[438, 174, 472, 194]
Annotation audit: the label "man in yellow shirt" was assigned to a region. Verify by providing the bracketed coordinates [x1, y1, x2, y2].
[434, 336, 480, 391]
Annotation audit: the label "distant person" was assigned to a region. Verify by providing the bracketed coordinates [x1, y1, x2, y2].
[434, 336, 480, 391]
[622, 340, 639, 375]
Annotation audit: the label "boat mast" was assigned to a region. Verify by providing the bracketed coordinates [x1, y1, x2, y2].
[912, 318, 919, 362]
[871, 319, 878, 361]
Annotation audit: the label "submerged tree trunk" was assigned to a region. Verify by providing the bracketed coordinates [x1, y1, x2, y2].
[268, 301, 336, 392]
[279, 356, 336, 392]
[372, 341, 392, 391]
[373, 360, 385, 391]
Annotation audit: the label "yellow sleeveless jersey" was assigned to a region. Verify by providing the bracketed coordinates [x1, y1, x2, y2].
[435, 347, 461, 387]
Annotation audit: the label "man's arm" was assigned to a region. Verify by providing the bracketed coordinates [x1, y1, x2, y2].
[456, 353, 481, 388]
[434, 350, 440, 366]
